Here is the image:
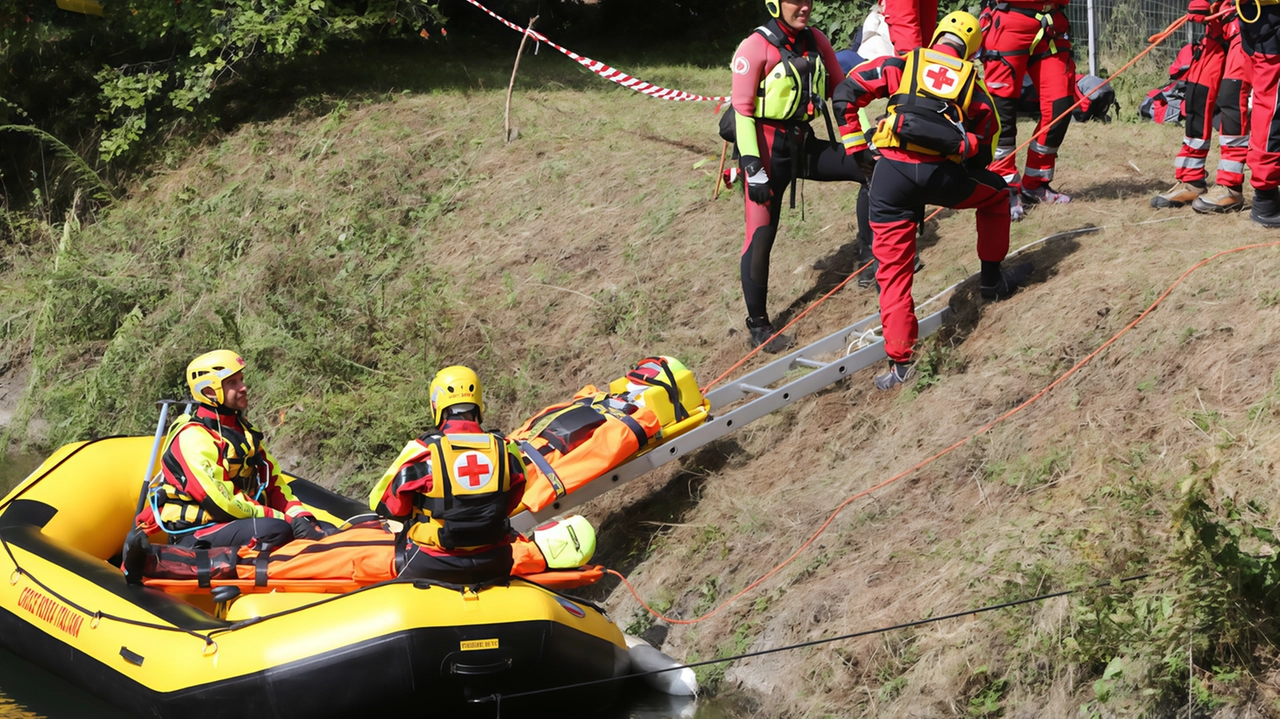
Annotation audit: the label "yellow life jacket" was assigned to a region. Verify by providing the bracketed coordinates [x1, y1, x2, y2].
[872, 48, 979, 162]
[407, 432, 519, 551]
[154, 412, 269, 532]
[753, 22, 828, 122]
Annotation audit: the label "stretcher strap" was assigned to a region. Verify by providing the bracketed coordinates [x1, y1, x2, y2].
[618, 414, 648, 449]
[519, 441, 566, 499]
[195, 549, 211, 589]
[255, 551, 270, 587]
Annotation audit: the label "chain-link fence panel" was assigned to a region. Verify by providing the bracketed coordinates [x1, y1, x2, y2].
[1066, 0, 1195, 74]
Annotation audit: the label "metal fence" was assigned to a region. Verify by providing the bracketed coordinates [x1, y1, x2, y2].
[1065, 0, 1194, 74]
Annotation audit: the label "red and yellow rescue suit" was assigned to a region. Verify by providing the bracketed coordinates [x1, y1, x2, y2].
[836, 45, 1009, 364]
[371, 418, 527, 585]
[1176, 1, 1247, 187]
[731, 19, 871, 323]
[135, 405, 313, 550]
[1239, 2, 1280, 192]
[979, 0, 1075, 194]
[884, 0, 938, 52]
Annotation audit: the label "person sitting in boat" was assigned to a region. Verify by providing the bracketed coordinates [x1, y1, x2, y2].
[370, 365, 528, 585]
[135, 350, 330, 550]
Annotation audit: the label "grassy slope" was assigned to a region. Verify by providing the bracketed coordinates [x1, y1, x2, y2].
[2, 44, 1280, 716]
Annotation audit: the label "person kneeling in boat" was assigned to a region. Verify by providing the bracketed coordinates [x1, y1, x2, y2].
[370, 365, 527, 585]
[135, 350, 330, 551]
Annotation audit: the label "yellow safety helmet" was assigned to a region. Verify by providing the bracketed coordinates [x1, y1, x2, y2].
[430, 365, 484, 427]
[764, 0, 780, 18]
[186, 350, 246, 407]
[932, 11, 983, 60]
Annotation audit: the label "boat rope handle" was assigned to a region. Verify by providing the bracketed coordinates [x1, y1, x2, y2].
[623, 240, 1280, 626]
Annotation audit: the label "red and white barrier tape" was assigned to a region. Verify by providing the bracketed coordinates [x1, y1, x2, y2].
[463, 0, 729, 103]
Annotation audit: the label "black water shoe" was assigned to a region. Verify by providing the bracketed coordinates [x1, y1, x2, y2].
[122, 528, 151, 586]
[980, 262, 1034, 301]
[746, 317, 794, 354]
[1252, 188, 1280, 228]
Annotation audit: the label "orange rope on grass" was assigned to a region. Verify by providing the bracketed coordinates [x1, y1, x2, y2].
[704, 12, 1206, 395]
[621, 240, 1280, 626]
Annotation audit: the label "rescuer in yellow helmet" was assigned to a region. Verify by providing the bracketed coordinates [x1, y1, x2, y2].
[369, 365, 529, 584]
[133, 350, 329, 551]
[833, 11, 1032, 391]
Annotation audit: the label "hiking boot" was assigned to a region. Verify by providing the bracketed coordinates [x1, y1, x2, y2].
[1021, 184, 1072, 205]
[1150, 182, 1206, 208]
[746, 316, 794, 354]
[122, 528, 151, 586]
[1009, 190, 1026, 222]
[874, 361, 916, 391]
[980, 262, 1035, 301]
[1251, 188, 1280, 228]
[1191, 186, 1245, 214]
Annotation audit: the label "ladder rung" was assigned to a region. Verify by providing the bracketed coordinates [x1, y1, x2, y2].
[739, 383, 772, 396]
[793, 357, 824, 369]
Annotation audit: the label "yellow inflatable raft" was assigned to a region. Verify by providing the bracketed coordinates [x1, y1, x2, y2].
[0, 436, 629, 718]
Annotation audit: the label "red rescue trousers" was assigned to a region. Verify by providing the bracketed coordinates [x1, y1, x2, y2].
[980, 6, 1076, 192]
[1215, 34, 1251, 188]
[1241, 7, 1280, 191]
[1175, 33, 1230, 183]
[869, 158, 1010, 364]
[883, 0, 938, 52]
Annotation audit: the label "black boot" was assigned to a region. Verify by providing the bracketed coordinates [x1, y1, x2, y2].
[122, 528, 151, 586]
[856, 232, 878, 289]
[746, 316, 794, 354]
[980, 262, 1035, 301]
[1251, 188, 1280, 228]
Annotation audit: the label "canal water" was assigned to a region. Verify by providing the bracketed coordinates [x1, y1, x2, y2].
[0, 455, 748, 719]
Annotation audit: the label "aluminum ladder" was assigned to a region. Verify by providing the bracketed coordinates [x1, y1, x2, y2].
[510, 305, 950, 532]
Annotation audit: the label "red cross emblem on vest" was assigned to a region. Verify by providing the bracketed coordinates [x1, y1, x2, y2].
[453, 451, 493, 490]
[924, 65, 958, 93]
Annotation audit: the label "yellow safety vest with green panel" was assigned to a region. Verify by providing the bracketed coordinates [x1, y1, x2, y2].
[735, 22, 827, 159]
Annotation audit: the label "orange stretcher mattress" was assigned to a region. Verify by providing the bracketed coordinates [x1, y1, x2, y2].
[139, 529, 604, 593]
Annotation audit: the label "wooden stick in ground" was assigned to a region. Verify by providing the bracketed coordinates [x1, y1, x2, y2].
[713, 140, 728, 200]
[504, 15, 538, 144]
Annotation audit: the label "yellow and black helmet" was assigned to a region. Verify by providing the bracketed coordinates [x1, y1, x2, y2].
[186, 349, 246, 407]
[429, 365, 484, 427]
[932, 11, 983, 60]
[764, 0, 781, 18]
